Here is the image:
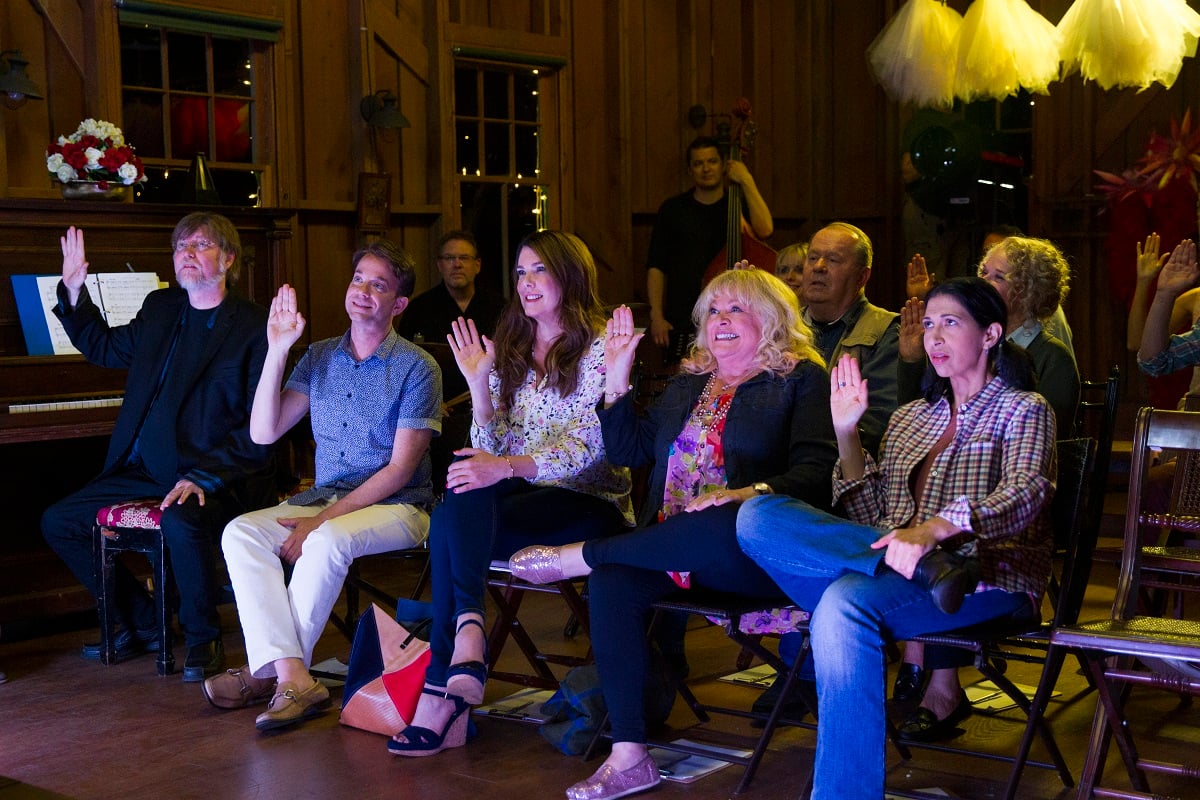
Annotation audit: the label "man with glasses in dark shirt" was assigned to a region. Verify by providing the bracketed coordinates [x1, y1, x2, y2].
[398, 230, 506, 399]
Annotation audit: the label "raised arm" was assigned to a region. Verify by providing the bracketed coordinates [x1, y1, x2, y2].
[250, 284, 311, 444]
[447, 316, 497, 426]
[830, 353, 869, 480]
[1126, 233, 1171, 351]
[1139, 239, 1199, 365]
[60, 226, 89, 307]
[603, 305, 643, 407]
[905, 253, 934, 301]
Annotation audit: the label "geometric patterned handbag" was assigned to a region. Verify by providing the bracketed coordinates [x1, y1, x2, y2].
[338, 604, 432, 736]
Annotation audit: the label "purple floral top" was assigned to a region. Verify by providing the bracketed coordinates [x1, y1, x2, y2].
[660, 386, 732, 586]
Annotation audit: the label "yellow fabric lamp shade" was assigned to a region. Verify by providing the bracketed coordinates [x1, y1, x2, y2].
[867, 0, 964, 108]
[953, 0, 1062, 101]
[1058, 0, 1200, 90]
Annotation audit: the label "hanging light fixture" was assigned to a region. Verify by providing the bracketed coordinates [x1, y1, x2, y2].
[866, 0, 964, 109]
[360, 89, 411, 130]
[953, 0, 1061, 102]
[0, 50, 45, 110]
[1058, 0, 1200, 90]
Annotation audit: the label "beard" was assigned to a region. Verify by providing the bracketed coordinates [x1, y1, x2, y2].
[176, 265, 226, 291]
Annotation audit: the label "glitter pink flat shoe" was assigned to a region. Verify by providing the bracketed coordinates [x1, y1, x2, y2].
[508, 545, 569, 584]
[564, 753, 661, 800]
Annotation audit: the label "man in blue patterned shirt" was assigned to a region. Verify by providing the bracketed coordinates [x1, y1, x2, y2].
[203, 240, 442, 732]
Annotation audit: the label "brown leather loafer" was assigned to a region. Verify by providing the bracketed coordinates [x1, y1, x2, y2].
[255, 679, 331, 731]
[202, 665, 276, 710]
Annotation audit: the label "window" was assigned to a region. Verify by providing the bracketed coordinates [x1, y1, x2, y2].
[117, 8, 277, 206]
[454, 62, 553, 298]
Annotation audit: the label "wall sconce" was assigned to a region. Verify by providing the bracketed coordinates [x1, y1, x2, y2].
[360, 90, 410, 130]
[0, 50, 45, 110]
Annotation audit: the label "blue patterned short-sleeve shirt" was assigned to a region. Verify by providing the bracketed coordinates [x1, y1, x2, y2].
[1139, 316, 1200, 378]
[286, 328, 442, 507]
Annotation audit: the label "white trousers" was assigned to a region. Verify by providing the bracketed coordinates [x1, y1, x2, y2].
[221, 497, 429, 678]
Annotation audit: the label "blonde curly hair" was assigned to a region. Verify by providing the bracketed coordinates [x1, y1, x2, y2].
[981, 236, 1070, 323]
[682, 268, 824, 376]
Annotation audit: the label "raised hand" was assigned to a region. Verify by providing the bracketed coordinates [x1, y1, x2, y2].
[905, 253, 934, 300]
[60, 226, 89, 303]
[267, 284, 306, 352]
[1156, 239, 1199, 300]
[604, 305, 644, 391]
[1135, 232, 1167, 284]
[448, 316, 495, 385]
[899, 297, 926, 363]
[830, 353, 869, 436]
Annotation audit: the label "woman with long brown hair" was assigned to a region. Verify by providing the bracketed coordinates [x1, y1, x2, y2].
[388, 230, 633, 757]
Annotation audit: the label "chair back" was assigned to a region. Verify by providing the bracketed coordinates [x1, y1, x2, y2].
[1049, 437, 1097, 627]
[1167, 393, 1200, 532]
[1076, 366, 1119, 533]
[1115, 407, 1200, 621]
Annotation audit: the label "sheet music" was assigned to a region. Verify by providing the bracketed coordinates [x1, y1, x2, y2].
[91, 273, 162, 326]
[29, 273, 163, 356]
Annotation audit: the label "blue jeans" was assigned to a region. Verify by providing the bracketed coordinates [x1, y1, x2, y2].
[425, 478, 625, 686]
[737, 495, 1033, 800]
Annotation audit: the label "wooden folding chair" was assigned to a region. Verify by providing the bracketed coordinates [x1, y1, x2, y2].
[484, 562, 594, 690]
[1011, 406, 1200, 799]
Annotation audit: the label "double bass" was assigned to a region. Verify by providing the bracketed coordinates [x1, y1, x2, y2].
[701, 100, 777, 286]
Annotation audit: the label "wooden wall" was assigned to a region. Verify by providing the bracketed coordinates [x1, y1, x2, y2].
[2, 0, 1199, 394]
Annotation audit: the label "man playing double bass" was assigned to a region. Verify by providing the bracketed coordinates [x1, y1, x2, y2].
[646, 135, 774, 362]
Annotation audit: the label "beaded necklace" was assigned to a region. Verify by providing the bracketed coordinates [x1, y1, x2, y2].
[695, 373, 736, 432]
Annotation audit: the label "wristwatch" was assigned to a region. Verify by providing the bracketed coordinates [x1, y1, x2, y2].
[752, 482, 773, 495]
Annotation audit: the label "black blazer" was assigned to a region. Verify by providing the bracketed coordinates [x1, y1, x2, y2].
[597, 361, 838, 528]
[56, 283, 275, 505]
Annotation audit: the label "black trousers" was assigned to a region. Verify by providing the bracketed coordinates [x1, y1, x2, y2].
[583, 503, 787, 742]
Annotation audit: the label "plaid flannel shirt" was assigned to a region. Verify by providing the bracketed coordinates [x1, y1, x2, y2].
[833, 376, 1056, 598]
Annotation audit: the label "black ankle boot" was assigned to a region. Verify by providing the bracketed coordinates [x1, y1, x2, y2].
[911, 550, 980, 614]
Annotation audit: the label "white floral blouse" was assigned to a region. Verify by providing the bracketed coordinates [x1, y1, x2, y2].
[471, 335, 634, 524]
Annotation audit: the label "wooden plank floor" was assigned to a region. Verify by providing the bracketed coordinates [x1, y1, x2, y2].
[1, 556, 1197, 800]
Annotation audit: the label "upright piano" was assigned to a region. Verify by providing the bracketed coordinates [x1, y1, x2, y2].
[0, 199, 293, 624]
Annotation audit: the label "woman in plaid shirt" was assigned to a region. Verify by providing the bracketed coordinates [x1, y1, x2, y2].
[738, 277, 1055, 800]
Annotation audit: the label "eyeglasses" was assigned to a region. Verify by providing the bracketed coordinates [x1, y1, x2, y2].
[174, 239, 218, 253]
[437, 254, 478, 264]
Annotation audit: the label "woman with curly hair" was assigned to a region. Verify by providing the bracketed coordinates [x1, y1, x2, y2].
[388, 229, 633, 757]
[979, 235, 1080, 435]
[508, 267, 837, 800]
